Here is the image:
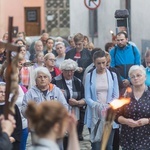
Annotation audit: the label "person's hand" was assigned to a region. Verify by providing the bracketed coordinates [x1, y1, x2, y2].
[137, 118, 149, 126]
[9, 137, 15, 143]
[77, 67, 83, 73]
[125, 118, 139, 128]
[0, 114, 16, 137]
[122, 79, 130, 87]
[69, 98, 78, 106]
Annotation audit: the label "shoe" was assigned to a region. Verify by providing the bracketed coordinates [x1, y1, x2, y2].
[78, 135, 84, 141]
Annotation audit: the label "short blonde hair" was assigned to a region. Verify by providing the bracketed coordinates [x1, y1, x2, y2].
[44, 53, 55, 61]
[59, 59, 78, 71]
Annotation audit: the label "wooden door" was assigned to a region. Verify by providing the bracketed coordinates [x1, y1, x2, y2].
[24, 7, 41, 36]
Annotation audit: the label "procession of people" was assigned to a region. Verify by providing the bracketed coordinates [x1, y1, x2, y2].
[0, 29, 150, 150]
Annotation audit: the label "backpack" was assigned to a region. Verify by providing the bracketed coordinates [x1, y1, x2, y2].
[114, 44, 136, 65]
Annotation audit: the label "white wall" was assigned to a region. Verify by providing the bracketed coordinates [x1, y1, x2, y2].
[131, 0, 150, 52]
[70, 0, 120, 49]
[70, 0, 150, 52]
[70, 0, 89, 36]
[95, 0, 120, 49]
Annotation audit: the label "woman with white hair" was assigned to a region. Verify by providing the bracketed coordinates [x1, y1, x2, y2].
[116, 65, 150, 150]
[22, 66, 68, 149]
[52, 59, 86, 147]
[22, 66, 68, 116]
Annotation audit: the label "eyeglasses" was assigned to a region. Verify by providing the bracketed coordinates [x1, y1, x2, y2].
[130, 74, 143, 80]
[64, 70, 74, 73]
[48, 59, 56, 62]
[0, 91, 5, 94]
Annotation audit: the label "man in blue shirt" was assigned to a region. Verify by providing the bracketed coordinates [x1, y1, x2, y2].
[110, 31, 141, 87]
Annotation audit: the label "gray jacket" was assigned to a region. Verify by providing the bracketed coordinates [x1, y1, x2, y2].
[22, 84, 68, 117]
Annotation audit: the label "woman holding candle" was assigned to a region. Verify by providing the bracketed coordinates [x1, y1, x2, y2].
[84, 50, 119, 150]
[116, 65, 150, 150]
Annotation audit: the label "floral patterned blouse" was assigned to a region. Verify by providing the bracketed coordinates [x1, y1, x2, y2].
[116, 87, 150, 150]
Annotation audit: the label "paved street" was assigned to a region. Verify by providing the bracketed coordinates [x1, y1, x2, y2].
[26, 126, 91, 150]
[26, 126, 122, 150]
[79, 126, 91, 150]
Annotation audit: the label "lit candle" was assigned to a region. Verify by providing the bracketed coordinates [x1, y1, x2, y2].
[101, 87, 132, 150]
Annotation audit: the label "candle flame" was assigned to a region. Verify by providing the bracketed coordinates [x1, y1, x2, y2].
[126, 87, 132, 93]
[110, 98, 130, 110]
[123, 87, 132, 98]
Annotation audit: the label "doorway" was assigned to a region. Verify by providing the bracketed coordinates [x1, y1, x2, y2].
[24, 7, 41, 36]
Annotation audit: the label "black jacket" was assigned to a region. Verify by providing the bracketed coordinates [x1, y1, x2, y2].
[65, 48, 92, 81]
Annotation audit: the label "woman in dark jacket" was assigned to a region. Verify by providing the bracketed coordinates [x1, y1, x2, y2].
[52, 59, 86, 149]
[0, 82, 22, 150]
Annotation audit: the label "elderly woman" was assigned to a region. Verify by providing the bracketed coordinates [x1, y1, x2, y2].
[22, 67, 68, 149]
[52, 59, 86, 145]
[116, 65, 150, 150]
[22, 66, 68, 116]
[84, 50, 119, 150]
[44, 53, 61, 79]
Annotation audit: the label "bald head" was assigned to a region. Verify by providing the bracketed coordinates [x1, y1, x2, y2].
[41, 33, 49, 46]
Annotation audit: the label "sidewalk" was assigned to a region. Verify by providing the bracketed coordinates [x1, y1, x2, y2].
[79, 126, 91, 150]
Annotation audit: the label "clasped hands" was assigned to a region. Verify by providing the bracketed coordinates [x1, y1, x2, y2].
[126, 118, 149, 128]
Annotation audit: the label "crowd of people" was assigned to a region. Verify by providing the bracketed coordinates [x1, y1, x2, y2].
[0, 30, 150, 150]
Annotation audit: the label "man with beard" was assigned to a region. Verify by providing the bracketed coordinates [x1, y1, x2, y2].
[110, 31, 141, 88]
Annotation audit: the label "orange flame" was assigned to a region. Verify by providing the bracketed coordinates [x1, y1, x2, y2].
[126, 87, 132, 93]
[123, 87, 132, 98]
[110, 98, 130, 110]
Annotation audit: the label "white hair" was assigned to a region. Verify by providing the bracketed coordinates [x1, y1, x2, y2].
[59, 59, 78, 71]
[34, 67, 51, 81]
[128, 65, 146, 78]
[0, 82, 6, 86]
[68, 35, 74, 41]
[34, 40, 43, 49]
[55, 41, 65, 48]
[55, 37, 63, 42]
[44, 52, 55, 60]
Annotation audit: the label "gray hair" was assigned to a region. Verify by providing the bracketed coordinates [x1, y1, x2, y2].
[34, 40, 43, 49]
[34, 67, 52, 81]
[44, 52, 55, 60]
[55, 41, 65, 48]
[59, 59, 78, 71]
[55, 36, 63, 42]
[0, 82, 6, 86]
[128, 65, 146, 78]
[68, 35, 74, 41]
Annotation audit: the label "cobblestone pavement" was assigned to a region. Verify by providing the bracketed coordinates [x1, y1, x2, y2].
[26, 126, 91, 150]
[26, 126, 121, 150]
[79, 126, 91, 150]
[79, 126, 122, 150]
